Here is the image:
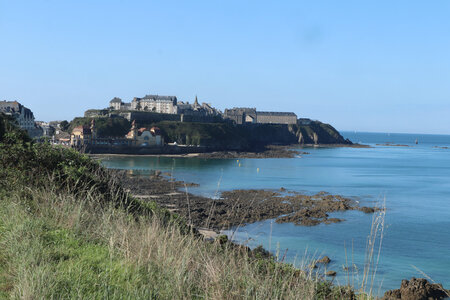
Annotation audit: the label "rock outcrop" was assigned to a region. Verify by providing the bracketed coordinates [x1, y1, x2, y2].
[382, 278, 449, 300]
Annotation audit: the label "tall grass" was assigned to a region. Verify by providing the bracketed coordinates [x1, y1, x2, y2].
[0, 175, 332, 299]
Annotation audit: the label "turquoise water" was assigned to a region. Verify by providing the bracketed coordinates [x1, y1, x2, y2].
[101, 131, 450, 294]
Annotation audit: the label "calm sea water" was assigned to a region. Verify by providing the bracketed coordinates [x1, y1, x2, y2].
[101, 131, 450, 294]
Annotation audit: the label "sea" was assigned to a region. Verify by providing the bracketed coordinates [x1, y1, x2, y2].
[100, 131, 450, 295]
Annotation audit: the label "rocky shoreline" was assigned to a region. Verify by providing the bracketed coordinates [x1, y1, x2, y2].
[195, 145, 307, 159]
[114, 170, 379, 231]
[92, 144, 371, 159]
[113, 169, 450, 298]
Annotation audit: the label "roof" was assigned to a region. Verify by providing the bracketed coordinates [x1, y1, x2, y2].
[110, 97, 122, 103]
[257, 111, 297, 117]
[142, 95, 177, 101]
[0, 101, 34, 119]
[224, 108, 256, 115]
[72, 125, 92, 135]
[136, 127, 162, 137]
[137, 127, 148, 134]
[150, 127, 161, 135]
[55, 132, 71, 139]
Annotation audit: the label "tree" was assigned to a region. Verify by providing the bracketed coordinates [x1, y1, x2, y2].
[60, 120, 69, 131]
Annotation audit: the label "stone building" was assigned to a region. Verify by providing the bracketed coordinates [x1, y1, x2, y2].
[177, 96, 221, 117]
[131, 95, 177, 114]
[35, 121, 55, 137]
[109, 97, 131, 111]
[0, 100, 42, 137]
[224, 108, 297, 125]
[255, 111, 298, 125]
[108, 94, 221, 117]
[224, 108, 257, 124]
[125, 120, 163, 146]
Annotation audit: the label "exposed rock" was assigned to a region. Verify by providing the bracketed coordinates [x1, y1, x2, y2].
[196, 145, 306, 159]
[114, 170, 379, 231]
[360, 206, 376, 213]
[324, 218, 343, 224]
[382, 278, 449, 300]
[317, 256, 331, 264]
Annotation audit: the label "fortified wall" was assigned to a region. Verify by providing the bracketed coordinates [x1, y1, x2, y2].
[224, 108, 297, 125]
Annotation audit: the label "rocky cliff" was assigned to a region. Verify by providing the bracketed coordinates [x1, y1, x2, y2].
[69, 116, 352, 150]
[149, 120, 351, 150]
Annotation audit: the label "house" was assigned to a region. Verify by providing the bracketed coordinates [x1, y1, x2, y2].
[125, 120, 163, 147]
[35, 121, 55, 137]
[109, 97, 131, 111]
[70, 120, 96, 146]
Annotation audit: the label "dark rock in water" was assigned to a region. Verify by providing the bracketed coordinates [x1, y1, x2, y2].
[324, 218, 343, 224]
[360, 206, 376, 213]
[317, 256, 331, 264]
[325, 270, 336, 276]
[382, 277, 449, 300]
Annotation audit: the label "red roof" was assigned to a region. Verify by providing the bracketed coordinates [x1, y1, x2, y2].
[150, 127, 161, 135]
[136, 127, 162, 137]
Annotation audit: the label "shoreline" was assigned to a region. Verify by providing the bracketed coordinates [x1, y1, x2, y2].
[114, 169, 380, 232]
[92, 143, 370, 159]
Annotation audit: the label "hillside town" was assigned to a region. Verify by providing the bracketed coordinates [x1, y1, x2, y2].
[0, 93, 308, 151]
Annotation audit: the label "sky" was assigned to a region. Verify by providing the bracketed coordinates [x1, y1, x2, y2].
[1, 0, 450, 134]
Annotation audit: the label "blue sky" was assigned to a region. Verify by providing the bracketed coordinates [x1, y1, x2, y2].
[1, 1, 450, 134]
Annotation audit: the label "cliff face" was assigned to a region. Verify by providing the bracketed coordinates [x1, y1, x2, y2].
[149, 120, 351, 150]
[242, 121, 351, 148]
[294, 121, 351, 145]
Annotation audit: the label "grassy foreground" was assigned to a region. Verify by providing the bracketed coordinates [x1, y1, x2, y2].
[0, 115, 358, 299]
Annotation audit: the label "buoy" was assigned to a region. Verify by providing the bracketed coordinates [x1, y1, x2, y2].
[237, 159, 239, 163]
[239, 163, 241, 167]
[257, 168, 260, 173]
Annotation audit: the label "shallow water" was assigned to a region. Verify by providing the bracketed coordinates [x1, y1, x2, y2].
[101, 131, 450, 294]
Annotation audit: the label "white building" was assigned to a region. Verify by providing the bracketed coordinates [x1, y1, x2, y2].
[125, 121, 164, 146]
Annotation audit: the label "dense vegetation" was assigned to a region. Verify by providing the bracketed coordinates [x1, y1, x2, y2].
[69, 117, 131, 137]
[0, 113, 360, 299]
[148, 121, 250, 148]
